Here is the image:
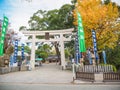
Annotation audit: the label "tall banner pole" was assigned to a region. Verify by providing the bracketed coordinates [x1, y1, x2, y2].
[0, 16, 9, 56]
[14, 40, 18, 63]
[102, 50, 107, 64]
[75, 31, 80, 64]
[77, 12, 86, 53]
[21, 43, 25, 61]
[72, 12, 86, 82]
[92, 30, 99, 64]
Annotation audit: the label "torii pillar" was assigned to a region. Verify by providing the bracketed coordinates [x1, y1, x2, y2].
[30, 35, 36, 69]
[60, 34, 66, 69]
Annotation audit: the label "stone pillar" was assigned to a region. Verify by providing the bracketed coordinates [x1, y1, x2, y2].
[94, 73, 103, 82]
[30, 35, 36, 69]
[60, 34, 66, 69]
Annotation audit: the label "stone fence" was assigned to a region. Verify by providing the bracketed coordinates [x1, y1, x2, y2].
[0, 66, 29, 74]
[75, 65, 113, 73]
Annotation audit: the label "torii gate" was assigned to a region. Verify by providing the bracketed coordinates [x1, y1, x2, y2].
[22, 28, 74, 69]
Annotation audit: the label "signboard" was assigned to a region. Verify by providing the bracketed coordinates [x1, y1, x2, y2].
[35, 58, 43, 61]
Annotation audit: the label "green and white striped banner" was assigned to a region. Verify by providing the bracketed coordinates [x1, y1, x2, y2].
[0, 16, 9, 56]
[77, 12, 86, 52]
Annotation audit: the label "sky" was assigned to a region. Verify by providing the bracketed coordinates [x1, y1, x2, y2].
[0, 0, 71, 31]
[0, 0, 120, 32]
[112, 0, 120, 5]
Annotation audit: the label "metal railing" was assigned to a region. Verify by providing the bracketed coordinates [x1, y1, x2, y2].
[103, 72, 120, 82]
[76, 72, 94, 82]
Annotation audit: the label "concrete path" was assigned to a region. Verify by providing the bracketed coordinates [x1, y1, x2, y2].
[0, 63, 73, 84]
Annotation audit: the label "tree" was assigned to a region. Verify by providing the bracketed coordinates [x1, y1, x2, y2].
[36, 44, 51, 61]
[28, 10, 48, 30]
[18, 45, 31, 54]
[65, 40, 75, 57]
[19, 26, 27, 31]
[103, 0, 111, 4]
[106, 45, 120, 70]
[71, 0, 77, 5]
[58, 4, 74, 29]
[28, 4, 74, 30]
[73, 0, 120, 51]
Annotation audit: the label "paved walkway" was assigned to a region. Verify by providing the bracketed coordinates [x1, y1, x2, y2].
[0, 63, 73, 84]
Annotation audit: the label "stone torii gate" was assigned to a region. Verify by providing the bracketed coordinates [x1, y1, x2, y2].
[22, 28, 74, 69]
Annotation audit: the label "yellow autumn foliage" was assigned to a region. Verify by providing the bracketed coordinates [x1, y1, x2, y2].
[73, 0, 120, 51]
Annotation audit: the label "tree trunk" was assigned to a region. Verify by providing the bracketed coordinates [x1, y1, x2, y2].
[54, 42, 61, 65]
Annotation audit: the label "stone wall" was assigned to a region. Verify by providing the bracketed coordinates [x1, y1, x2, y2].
[0, 66, 29, 75]
[0, 54, 9, 67]
[0, 56, 5, 67]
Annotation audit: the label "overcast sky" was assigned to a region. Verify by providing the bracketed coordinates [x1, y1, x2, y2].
[0, 0, 120, 31]
[112, 0, 120, 5]
[0, 0, 71, 31]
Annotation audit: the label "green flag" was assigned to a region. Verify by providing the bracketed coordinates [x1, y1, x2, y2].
[77, 12, 86, 52]
[0, 16, 9, 56]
